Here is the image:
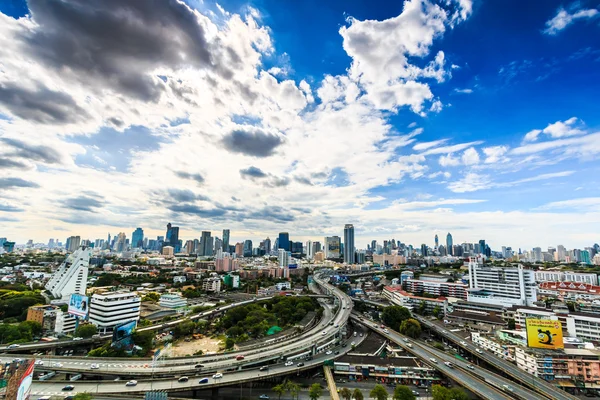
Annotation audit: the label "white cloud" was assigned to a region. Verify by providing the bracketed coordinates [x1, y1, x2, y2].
[413, 139, 448, 151]
[536, 197, 600, 211]
[438, 153, 461, 167]
[461, 147, 479, 165]
[544, 5, 599, 35]
[523, 117, 585, 142]
[448, 172, 490, 193]
[482, 145, 509, 164]
[421, 141, 484, 155]
[453, 88, 473, 94]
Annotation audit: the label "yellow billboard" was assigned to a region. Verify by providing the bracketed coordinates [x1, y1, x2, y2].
[526, 319, 564, 349]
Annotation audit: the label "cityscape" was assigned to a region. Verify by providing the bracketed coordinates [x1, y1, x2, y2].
[0, 0, 599, 400]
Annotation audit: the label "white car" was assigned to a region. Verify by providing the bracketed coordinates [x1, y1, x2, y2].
[284, 361, 294, 367]
[125, 380, 137, 387]
[326, 350, 333, 355]
[476, 348, 483, 354]
[322, 331, 326, 335]
[55, 363, 63, 368]
[460, 341, 467, 346]
[212, 373, 223, 379]
[35, 360, 44, 366]
[429, 358, 437, 363]
[90, 364, 99, 369]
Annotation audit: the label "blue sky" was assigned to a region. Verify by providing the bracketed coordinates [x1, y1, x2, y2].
[0, 0, 599, 249]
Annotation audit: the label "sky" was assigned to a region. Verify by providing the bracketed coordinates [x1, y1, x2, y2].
[0, 0, 599, 250]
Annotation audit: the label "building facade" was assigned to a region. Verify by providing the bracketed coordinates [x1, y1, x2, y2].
[467, 262, 537, 307]
[343, 224, 355, 264]
[89, 291, 141, 333]
[45, 247, 91, 299]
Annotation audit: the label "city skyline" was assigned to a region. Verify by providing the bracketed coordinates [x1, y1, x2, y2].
[0, 0, 599, 248]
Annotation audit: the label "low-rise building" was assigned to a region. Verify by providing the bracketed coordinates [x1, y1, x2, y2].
[471, 332, 515, 361]
[202, 276, 222, 293]
[173, 276, 186, 284]
[159, 293, 187, 310]
[384, 286, 447, 315]
[89, 291, 141, 333]
[222, 274, 240, 288]
[333, 355, 440, 386]
[405, 278, 467, 300]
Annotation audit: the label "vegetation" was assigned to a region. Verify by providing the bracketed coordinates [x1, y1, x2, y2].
[309, 383, 323, 400]
[74, 324, 98, 338]
[399, 319, 421, 339]
[432, 305, 442, 318]
[433, 342, 445, 351]
[507, 319, 516, 330]
[370, 384, 389, 400]
[73, 394, 93, 400]
[339, 387, 352, 400]
[0, 287, 45, 321]
[431, 385, 469, 400]
[272, 383, 286, 400]
[172, 320, 207, 339]
[393, 385, 416, 400]
[381, 306, 411, 331]
[141, 292, 160, 302]
[0, 321, 42, 344]
[353, 388, 364, 400]
[92, 273, 169, 288]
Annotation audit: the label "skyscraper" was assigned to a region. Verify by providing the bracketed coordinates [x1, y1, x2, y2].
[165, 223, 180, 246]
[306, 240, 314, 260]
[324, 236, 341, 258]
[434, 234, 439, 248]
[446, 233, 453, 256]
[421, 244, 428, 257]
[343, 224, 355, 264]
[200, 231, 212, 256]
[243, 240, 253, 257]
[67, 236, 81, 252]
[131, 228, 144, 249]
[114, 232, 127, 252]
[479, 239, 486, 255]
[222, 229, 230, 252]
[278, 232, 290, 251]
[264, 237, 271, 254]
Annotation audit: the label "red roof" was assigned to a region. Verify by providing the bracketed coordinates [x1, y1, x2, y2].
[539, 281, 600, 293]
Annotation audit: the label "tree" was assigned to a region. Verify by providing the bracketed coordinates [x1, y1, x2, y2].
[370, 384, 388, 400]
[417, 301, 427, 316]
[272, 384, 286, 400]
[448, 388, 469, 400]
[507, 319, 516, 330]
[73, 394, 93, 400]
[431, 385, 468, 400]
[142, 292, 160, 302]
[381, 306, 411, 331]
[353, 388, 364, 400]
[225, 337, 235, 349]
[340, 387, 352, 400]
[399, 318, 421, 339]
[432, 305, 441, 318]
[393, 385, 415, 400]
[285, 380, 300, 400]
[309, 383, 323, 400]
[74, 324, 98, 338]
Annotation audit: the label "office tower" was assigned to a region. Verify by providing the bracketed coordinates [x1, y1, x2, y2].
[324, 236, 341, 258]
[243, 240, 252, 257]
[421, 244, 428, 257]
[446, 233, 453, 256]
[235, 242, 244, 257]
[306, 240, 314, 260]
[371, 240, 377, 252]
[66, 236, 81, 252]
[343, 224, 355, 264]
[264, 237, 271, 254]
[533, 247, 542, 262]
[557, 245, 566, 262]
[278, 249, 290, 268]
[214, 237, 222, 254]
[89, 291, 141, 334]
[478, 239, 486, 255]
[112, 233, 126, 252]
[48, 239, 55, 248]
[46, 247, 91, 299]
[200, 231, 212, 256]
[184, 240, 195, 254]
[438, 245, 446, 256]
[434, 234, 439, 248]
[278, 232, 290, 252]
[313, 241, 322, 254]
[165, 223, 180, 246]
[222, 229, 230, 252]
[467, 261, 537, 307]
[131, 227, 144, 249]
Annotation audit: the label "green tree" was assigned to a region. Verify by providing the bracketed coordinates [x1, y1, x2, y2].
[285, 380, 301, 400]
[432, 305, 441, 318]
[340, 387, 352, 400]
[74, 324, 98, 338]
[309, 383, 323, 400]
[399, 318, 421, 339]
[142, 292, 160, 302]
[73, 393, 93, 400]
[353, 388, 364, 400]
[432, 385, 468, 400]
[393, 385, 415, 400]
[272, 384, 286, 400]
[448, 388, 469, 400]
[370, 384, 388, 400]
[433, 342, 445, 351]
[225, 337, 235, 349]
[381, 306, 411, 331]
[507, 319, 516, 330]
[417, 301, 427, 316]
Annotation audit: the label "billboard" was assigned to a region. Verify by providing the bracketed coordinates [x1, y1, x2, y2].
[526, 318, 564, 349]
[288, 264, 298, 269]
[112, 320, 136, 350]
[68, 293, 89, 317]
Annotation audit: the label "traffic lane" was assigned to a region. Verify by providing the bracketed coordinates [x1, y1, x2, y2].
[418, 318, 576, 400]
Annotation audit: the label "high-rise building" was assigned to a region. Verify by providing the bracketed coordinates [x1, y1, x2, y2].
[278, 249, 290, 268]
[533, 247, 542, 262]
[557, 245, 566, 262]
[421, 244, 428, 257]
[343, 224, 355, 264]
[446, 233, 453, 256]
[243, 240, 253, 257]
[478, 240, 486, 255]
[45, 247, 91, 299]
[113, 232, 127, 252]
[324, 236, 341, 258]
[264, 237, 271, 254]
[306, 240, 314, 260]
[222, 229, 230, 252]
[214, 237, 222, 254]
[89, 291, 141, 334]
[278, 232, 290, 251]
[434, 234, 439, 248]
[165, 223, 180, 247]
[131, 228, 144, 249]
[371, 240, 377, 252]
[235, 242, 244, 257]
[467, 261, 537, 307]
[66, 236, 81, 252]
[200, 231, 213, 256]
[185, 240, 195, 254]
[313, 241, 322, 254]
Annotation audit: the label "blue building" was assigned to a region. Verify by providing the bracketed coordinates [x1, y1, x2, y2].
[131, 227, 144, 249]
[278, 232, 290, 251]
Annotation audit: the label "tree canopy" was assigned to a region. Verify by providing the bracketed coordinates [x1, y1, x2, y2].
[309, 383, 323, 400]
[399, 318, 421, 339]
[353, 388, 364, 400]
[393, 385, 416, 400]
[381, 306, 411, 331]
[432, 385, 469, 400]
[370, 384, 389, 400]
[74, 324, 98, 338]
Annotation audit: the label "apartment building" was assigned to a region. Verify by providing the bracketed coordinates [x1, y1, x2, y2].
[45, 247, 91, 299]
[384, 286, 447, 315]
[471, 332, 515, 361]
[538, 281, 600, 301]
[535, 271, 598, 285]
[467, 262, 537, 307]
[511, 306, 600, 342]
[26, 305, 59, 332]
[159, 293, 187, 310]
[89, 291, 141, 333]
[405, 278, 467, 300]
[201, 276, 222, 293]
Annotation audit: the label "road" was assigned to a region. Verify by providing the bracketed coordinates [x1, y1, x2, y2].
[414, 315, 578, 400]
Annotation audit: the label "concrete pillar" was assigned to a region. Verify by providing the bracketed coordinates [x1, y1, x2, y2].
[211, 387, 219, 399]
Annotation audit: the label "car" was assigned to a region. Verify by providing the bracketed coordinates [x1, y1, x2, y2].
[350, 342, 355, 346]
[62, 385, 75, 391]
[442, 330, 447, 334]
[326, 350, 333, 355]
[35, 360, 44, 366]
[195, 364, 205, 369]
[444, 362, 453, 368]
[460, 341, 467, 346]
[7, 344, 20, 349]
[476, 348, 483, 354]
[502, 384, 514, 392]
[322, 331, 326, 335]
[467, 364, 475, 370]
[259, 366, 269, 371]
[90, 363, 99, 369]
[334, 350, 340, 355]
[402, 337, 408, 342]
[64, 396, 75, 400]
[412, 390, 419, 396]
[284, 361, 294, 366]
[199, 378, 209, 384]
[73, 337, 83, 341]
[236, 355, 245, 360]
[259, 395, 270, 399]
[55, 362, 63, 368]
[383, 329, 389, 333]
[297, 362, 304, 367]
[342, 343, 347, 347]
[360, 333, 363, 337]
[212, 373, 223, 379]
[429, 358, 437, 363]
[406, 343, 412, 348]
[126, 380, 137, 387]
[178, 376, 189, 383]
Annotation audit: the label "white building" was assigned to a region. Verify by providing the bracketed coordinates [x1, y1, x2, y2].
[471, 332, 514, 361]
[275, 282, 291, 290]
[278, 249, 290, 268]
[159, 293, 187, 310]
[535, 270, 598, 285]
[54, 309, 77, 334]
[89, 291, 141, 333]
[467, 262, 537, 307]
[202, 277, 222, 293]
[306, 240, 314, 260]
[173, 276, 186, 284]
[45, 247, 91, 299]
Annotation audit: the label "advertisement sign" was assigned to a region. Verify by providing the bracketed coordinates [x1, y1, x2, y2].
[15, 361, 34, 400]
[526, 318, 564, 349]
[68, 293, 89, 317]
[112, 320, 137, 350]
[288, 264, 298, 269]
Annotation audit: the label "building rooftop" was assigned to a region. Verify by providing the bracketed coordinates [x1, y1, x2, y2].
[337, 354, 421, 367]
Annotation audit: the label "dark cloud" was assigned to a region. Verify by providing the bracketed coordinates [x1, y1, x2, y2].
[1, 138, 63, 164]
[166, 189, 209, 203]
[0, 158, 29, 170]
[107, 117, 124, 127]
[175, 171, 205, 184]
[268, 176, 290, 187]
[311, 171, 328, 179]
[231, 196, 240, 202]
[0, 82, 90, 124]
[22, 0, 243, 101]
[64, 196, 104, 212]
[294, 176, 313, 185]
[0, 177, 39, 189]
[0, 204, 23, 212]
[221, 129, 284, 157]
[166, 204, 225, 218]
[247, 206, 295, 222]
[239, 166, 268, 179]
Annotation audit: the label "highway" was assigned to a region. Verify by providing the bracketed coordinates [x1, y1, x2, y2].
[414, 315, 578, 400]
